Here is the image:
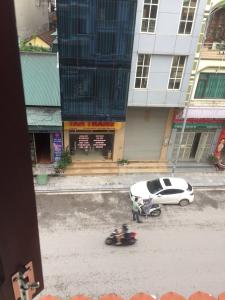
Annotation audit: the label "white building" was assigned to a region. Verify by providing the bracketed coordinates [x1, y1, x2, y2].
[124, 0, 208, 162]
[14, 0, 49, 40]
[168, 0, 225, 163]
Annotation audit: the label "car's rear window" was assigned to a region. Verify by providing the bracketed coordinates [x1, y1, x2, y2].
[187, 183, 192, 191]
[163, 178, 171, 186]
[147, 179, 163, 194]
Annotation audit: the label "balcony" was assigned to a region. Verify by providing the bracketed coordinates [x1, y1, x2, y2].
[200, 42, 225, 60]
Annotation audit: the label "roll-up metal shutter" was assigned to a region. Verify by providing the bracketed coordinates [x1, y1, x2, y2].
[124, 108, 169, 160]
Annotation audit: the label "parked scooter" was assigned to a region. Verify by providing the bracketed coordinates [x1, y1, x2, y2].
[138, 198, 161, 217]
[105, 227, 137, 246]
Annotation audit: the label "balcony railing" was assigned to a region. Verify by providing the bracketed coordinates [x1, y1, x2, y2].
[200, 42, 225, 59]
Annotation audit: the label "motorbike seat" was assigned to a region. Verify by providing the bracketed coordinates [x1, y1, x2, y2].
[152, 204, 159, 208]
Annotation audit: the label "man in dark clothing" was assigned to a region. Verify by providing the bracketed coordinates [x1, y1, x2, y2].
[132, 198, 142, 223]
[115, 224, 129, 245]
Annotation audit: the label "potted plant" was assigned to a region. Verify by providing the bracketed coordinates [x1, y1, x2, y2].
[54, 149, 72, 174]
[117, 159, 129, 166]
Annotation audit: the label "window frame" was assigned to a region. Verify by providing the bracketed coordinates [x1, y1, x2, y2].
[167, 55, 186, 90]
[177, 0, 198, 35]
[140, 0, 159, 34]
[134, 53, 151, 89]
[194, 72, 225, 99]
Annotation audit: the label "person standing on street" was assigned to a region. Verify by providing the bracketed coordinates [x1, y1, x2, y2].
[132, 198, 142, 223]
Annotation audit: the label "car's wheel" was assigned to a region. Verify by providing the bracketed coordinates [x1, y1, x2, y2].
[150, 209, 161, 217]
[179, 199, 190, 206]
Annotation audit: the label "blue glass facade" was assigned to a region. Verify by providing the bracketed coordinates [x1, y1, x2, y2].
[57, 0, 137, 121]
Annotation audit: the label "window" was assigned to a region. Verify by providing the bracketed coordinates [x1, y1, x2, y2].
[135, 54, 151, 88]
[147, 179, 162, 194]
[188, 183, 192, 191]
[178, 0, 197, 34]
[171, 189, 184, 194]
[194, 73, 225, 99]
[141, 0, 159, 33]
[168, 56, 186, 90]
[159, 190, 174, 195]
[159, 189, 184, 195]
[163, 178, 171, 186]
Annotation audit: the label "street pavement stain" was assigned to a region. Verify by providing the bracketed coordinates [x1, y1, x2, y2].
[194, 191, 219, 209]
[36, 193, 133, 227]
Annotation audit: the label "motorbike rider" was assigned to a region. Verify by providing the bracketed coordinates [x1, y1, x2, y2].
[122, 224, 129, 238]
[115, 224, 129, 245]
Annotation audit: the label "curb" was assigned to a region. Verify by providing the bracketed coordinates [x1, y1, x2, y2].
[35, 185, 225, 194]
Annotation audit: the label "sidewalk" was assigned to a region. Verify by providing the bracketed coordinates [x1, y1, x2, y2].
[34, 166, 225, 192]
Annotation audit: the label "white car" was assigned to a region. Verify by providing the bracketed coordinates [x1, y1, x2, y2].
[130, 177, 194, 206]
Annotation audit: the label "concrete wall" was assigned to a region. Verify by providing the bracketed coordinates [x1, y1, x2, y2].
[128, 0, 208, 108]
[14, 0, 49, 40]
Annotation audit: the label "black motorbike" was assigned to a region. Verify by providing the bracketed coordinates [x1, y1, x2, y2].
[105, 229, 137, 246]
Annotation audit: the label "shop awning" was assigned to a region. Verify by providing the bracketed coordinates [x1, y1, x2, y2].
[26, 107, 62, 131]
[183, 107, 225, 119]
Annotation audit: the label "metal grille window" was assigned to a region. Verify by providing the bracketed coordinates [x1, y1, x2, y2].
[57, 0, 137, 121]
[141, 0, 159, 33]
[195, 73, 225, 99]
[168, 56, 186, 90]
[178, 0, 197, 34]
[135, 54, 151, 88]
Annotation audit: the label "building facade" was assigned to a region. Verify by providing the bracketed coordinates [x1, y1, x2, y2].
[57, 0, 208, 163]
[57, 0, 137, 161]
[14, 0, 49, 40]
[20, 52, 62, 164]
[168, 0, 225, 163]
[124, 0, 208, 161]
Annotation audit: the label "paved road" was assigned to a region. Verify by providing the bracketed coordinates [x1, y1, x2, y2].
[36, 189, 225, 299]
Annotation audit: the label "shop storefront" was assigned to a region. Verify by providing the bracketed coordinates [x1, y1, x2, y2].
[27, 107, 63, 164]
[29, 131, 63, 164]
[168, 110, 224, 163]
[64, 121, 125, 161]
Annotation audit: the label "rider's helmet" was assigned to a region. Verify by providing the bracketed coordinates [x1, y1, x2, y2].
[122, 224, 128, 232]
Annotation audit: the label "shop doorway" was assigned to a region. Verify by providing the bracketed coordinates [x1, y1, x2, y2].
[172, 130, 216, 162]
[69, 131, 114, 161]
[190, 133, 201, 158]
[35, 133, 51, 163]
